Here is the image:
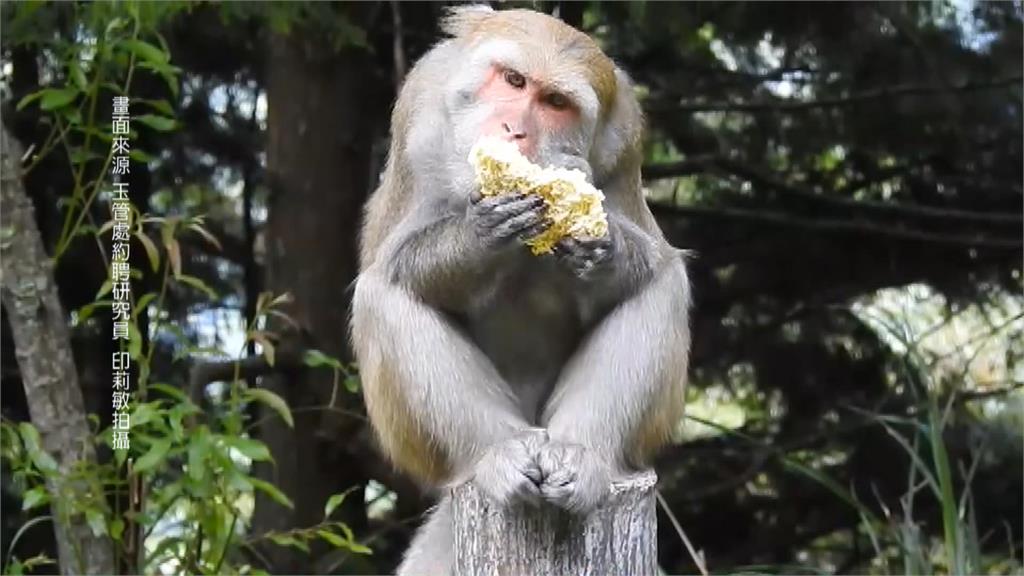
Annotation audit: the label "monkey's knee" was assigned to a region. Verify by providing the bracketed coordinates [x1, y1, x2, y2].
[397, 497, 453, 576]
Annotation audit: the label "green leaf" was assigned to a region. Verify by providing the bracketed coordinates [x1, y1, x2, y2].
[167, 405, 193, 441]
[128, 321, 143, 361]
[303, 349, 343, 370]
[39, 87, 80, 111]
[19, 554, 55, 572]
[135, 114, 178, 132]
[18, 423, 58, 474]
[129, 149, 155, 163]
[343, 374, 361, 394]
[188, 436, 207, 483]
[149, 383, 188, 402]
[158, 68, 180, 98]
[250, 477, 293, 509]
[95, 278, 113, 300]
[121, 39, 169, 65]
[250, 331, 275, 367]
[331, 14, 369, 50]
[69, 147, 102, 165]
[133, 438, 171, 473]
[109, 518, 125, 541]
[61, 107, 82, 125]
[268, 533, 308, 552]
[21, 486, 48, 511]
[69, 61, 88, 91]
[134, 230, 160, 272]
[75, 300, 111, 324]
[137, 98, 174, 116]
[177, 274, 217, 300]
[187, 222, 222, 251]
[85, 508, 107, 537]
[245, 388, 293, 428]
[346, 541, 373, 555]
[114, 444, 128, 466]
[270, 292, 294, 307]
[135, 292, 158, 312]
[324, 490, 352, 519]
[225, 436, 272, 462]
[130, 402, 161, 428]
[16, 90, 44, 111]
[317, 528, 348, 548]
[1, 424, 23, 461]
[165, 237, 182, 278]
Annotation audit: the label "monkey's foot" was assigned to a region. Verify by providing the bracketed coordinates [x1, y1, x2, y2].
[535, 440, 612, 514]
[470, 428, 548, 507]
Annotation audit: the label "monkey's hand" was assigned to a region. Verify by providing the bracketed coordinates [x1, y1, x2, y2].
[469, 191, 550, 247]
[536, 440, 612, 514]
[552, 233, 614, 279]
[470, 428, 548, 507]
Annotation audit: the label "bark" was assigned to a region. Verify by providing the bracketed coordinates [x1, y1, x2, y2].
[253, 11, 387, 571]
[452, 471, 658, 576]
[0, 125, 115, 574]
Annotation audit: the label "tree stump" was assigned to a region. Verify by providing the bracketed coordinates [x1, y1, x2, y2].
[452, 471, 658, 576]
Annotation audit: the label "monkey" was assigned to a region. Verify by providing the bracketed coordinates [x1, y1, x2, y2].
[351, 6, 691, 574]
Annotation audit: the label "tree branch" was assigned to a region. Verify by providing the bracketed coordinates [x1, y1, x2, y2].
[650, 202, 1022, 250]
[643, 155, 1022, 228]
[650, 75, 1023, 114]
[187, 350, 303, 406]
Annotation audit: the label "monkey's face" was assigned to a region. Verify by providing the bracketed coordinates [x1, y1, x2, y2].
[471, 63, 583, 160]
[445, 36, 606, 185]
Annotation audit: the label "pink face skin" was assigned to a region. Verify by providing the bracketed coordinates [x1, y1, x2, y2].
[477, 65, 578, 160]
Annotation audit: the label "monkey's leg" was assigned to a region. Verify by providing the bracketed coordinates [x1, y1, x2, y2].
[396, 496, 453, 576]
[538, 259, 691, 512]
[353, 269, 540, 487]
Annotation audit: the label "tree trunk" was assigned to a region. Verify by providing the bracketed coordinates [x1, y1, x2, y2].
[452, 471, 658, 576]
[254, 11, 388, 571]
[0, 125, 115, 574]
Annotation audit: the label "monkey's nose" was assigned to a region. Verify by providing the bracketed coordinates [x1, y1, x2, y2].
[501, 122, 527, 140]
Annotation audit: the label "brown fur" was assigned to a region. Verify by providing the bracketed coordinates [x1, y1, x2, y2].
[442, 8, 618, 110]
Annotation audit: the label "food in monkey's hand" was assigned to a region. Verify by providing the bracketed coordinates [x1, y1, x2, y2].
[469, 137, 609, 255]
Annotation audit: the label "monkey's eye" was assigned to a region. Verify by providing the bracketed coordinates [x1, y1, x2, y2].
[544, 92, 571, 110]
[503, 69, 526, 89]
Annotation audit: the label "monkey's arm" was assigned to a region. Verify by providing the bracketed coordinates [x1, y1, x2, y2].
[538, 257, 691, 510]
[382, 194, 546, 311]
[352, 267, 535, 483]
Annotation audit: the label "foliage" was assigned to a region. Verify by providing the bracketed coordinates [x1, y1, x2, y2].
[1, 2, 368, 573]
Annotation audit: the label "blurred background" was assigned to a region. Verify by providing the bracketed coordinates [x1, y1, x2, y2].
[1, 2, 1021, 574]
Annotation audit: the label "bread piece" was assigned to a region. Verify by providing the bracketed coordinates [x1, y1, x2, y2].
[469, 137, 608, 255]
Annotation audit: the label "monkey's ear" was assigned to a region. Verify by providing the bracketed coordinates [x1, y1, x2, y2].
[441, 5, 495, 39]
[592, 67, 644, 183]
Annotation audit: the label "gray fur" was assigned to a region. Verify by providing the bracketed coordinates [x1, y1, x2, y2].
[351, 11, 690, 576]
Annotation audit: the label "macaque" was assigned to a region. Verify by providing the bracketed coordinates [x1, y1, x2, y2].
[351, 6, 690, 574]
